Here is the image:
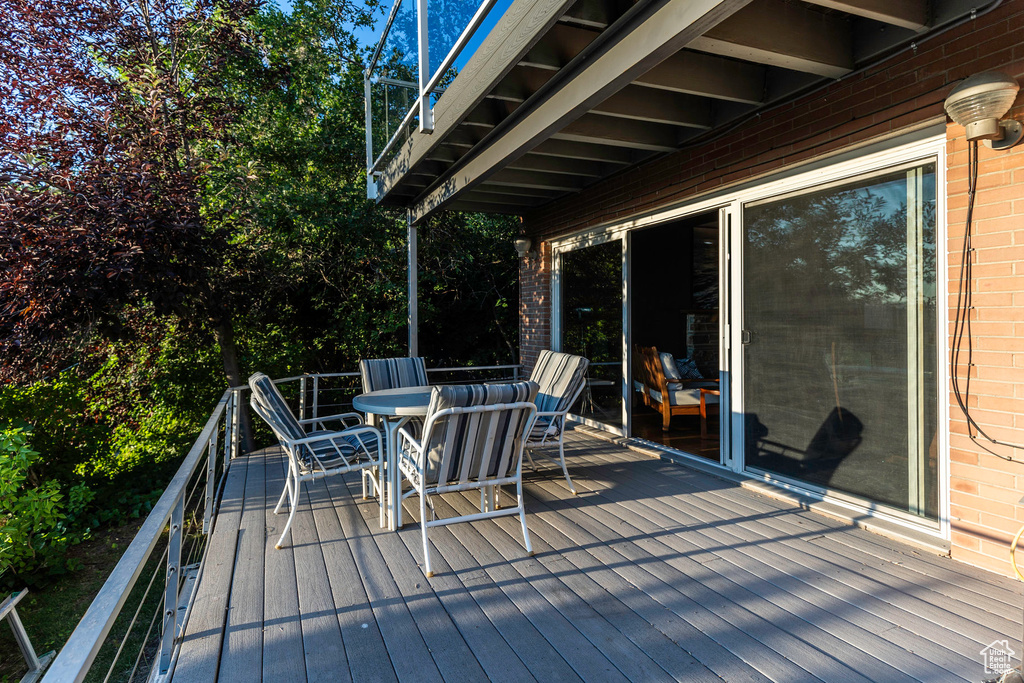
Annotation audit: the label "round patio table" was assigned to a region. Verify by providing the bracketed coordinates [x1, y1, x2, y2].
[353, 386, 433, 530]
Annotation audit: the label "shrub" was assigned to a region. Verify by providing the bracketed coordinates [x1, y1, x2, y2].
[0, 428, 94, 585]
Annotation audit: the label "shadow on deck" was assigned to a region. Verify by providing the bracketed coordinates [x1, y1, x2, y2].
[172, 431, 1022, 683]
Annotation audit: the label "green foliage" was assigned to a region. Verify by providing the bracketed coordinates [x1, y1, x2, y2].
[0, 429, 94, 583]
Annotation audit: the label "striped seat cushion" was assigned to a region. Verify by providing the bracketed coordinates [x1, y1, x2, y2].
[417, 381, 538, 487]
[359, 357, 429, 392]
[297, 430, 381, 473]
[529, 350, 589, 415]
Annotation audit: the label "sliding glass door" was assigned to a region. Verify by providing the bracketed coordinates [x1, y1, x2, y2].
[741, 162, 938, 519]
[559, 239, 624, 428]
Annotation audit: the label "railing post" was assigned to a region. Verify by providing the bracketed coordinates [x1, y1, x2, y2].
[299, 376, 307, 421]
[416, 0, 432, 133]
[313, 376, 320, 420]
[231, 389, 241, 460]
[223, 392, 234, 469]
[160, 495, 184, 674]
[203, 429, 218, 535]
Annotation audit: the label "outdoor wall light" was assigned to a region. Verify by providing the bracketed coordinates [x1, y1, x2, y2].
[514, 237, 534, 259]
[944, 71, 1022, 149]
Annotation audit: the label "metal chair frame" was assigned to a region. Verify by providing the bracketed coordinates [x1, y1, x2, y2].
[397, 401, 538, 577]
[250, 398, 384, 549]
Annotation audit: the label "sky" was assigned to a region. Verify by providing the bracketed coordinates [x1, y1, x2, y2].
[273, 0, 516, 75]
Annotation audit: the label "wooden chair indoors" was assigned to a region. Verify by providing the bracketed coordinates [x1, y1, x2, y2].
[633, 345, 718, 432]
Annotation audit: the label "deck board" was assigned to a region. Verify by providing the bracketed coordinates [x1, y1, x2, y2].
[173, 431, 1023, 682]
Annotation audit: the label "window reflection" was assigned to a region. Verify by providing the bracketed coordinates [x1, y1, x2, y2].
[562, 241, 623, 427]
[743, 164, 938, 518]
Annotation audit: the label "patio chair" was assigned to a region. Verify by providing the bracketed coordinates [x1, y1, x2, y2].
[397, 381, 539, 578]
[525, 350, 589, 494]
[359, 356, 430, 430]
[248, 372, 384, 549]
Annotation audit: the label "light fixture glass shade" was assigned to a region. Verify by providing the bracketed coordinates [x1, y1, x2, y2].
[944, 72, 1020, 141]
[514, 237, 532, 257]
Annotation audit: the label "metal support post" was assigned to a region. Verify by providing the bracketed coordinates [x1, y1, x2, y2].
[222, 392, 233, 473]
[230, 390, 240, 460]
[312, 376, 320, 419]
[203, 431, 218, 534]
[299, 376, 307, 421]
[160, 495, 184, 674]
[416, 0, 433, 133]
[408, 213, 419, 356]
[365, 77, 378, 199]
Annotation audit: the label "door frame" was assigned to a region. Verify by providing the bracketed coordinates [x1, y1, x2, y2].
[548, 130, 948, 539]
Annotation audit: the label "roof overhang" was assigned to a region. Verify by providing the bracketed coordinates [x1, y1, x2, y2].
[371, 0, 982, 222]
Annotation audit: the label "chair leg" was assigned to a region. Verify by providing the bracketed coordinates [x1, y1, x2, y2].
[361, 469, 369, 500]
[420, 490, 433, 578]
[274, 461, 295, 514]
[662, 408, 671, 432]
[517, 477, 533, 557]
[556, 438, 577, 495]
[377, 467, 386, 529]
[276, 477, 301, 549]
[524, 447, 538, 471]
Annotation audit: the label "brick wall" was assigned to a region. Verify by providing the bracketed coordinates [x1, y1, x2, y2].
[519, 240, 551, 373]
[945, 110, 1024, 575]
[518, 0, 1024, 575]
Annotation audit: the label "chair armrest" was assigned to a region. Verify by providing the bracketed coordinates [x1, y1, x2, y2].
[396, 427, 425, 469]
[299, 412, 364, 429]
[289, 425, 380, 448]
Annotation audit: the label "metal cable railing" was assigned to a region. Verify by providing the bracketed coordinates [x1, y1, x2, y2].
[363, 0, 503, 197]
[42, 364, 521, 682]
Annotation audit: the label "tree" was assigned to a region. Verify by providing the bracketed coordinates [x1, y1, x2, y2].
[0, 0, 259, 388]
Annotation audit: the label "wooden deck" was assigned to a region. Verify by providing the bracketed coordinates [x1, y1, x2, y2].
[172, 431, 1023, 683]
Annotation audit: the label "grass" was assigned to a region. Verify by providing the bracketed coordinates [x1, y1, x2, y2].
[0, 518, 146, 683]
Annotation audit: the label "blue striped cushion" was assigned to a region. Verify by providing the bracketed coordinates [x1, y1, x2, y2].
[359, 357, 429, 392]
[249, 372, 305, 441]
[298, 430, 380, 472]
[419, 381, 538, 486]
[529, 350, 589, 414]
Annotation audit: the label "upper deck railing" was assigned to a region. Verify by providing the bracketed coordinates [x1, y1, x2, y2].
[363, 0, 509, 199]
[42, 364, 521, 683]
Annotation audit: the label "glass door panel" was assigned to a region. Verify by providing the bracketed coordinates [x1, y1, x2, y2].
[742, 163, 938, 518]
[561, 240, 623, 428]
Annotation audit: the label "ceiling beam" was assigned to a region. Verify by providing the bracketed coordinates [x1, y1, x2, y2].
[552, 113, 682, 152]
[519, 24, 601, 71]
[559, 0, 629, 29]
[487, 66, 557, 103]
[446, 201, 528, 214]
[592, 85, 713, 128]
[460, 190, 550, 207]
[410, 0, 754, 222]
[634, 49, 766, 104]
[506, 153, 616, 177]
[802, 0, 927, 31]
[486, 168, 593, 192]
[690, 0, 854, 78]
[477, 183, 567, 199]
[530, 138, 644, 164]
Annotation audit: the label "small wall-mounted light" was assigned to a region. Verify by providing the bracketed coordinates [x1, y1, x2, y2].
[944, 71, 1022, 150]
[514, 237, 534, 259]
